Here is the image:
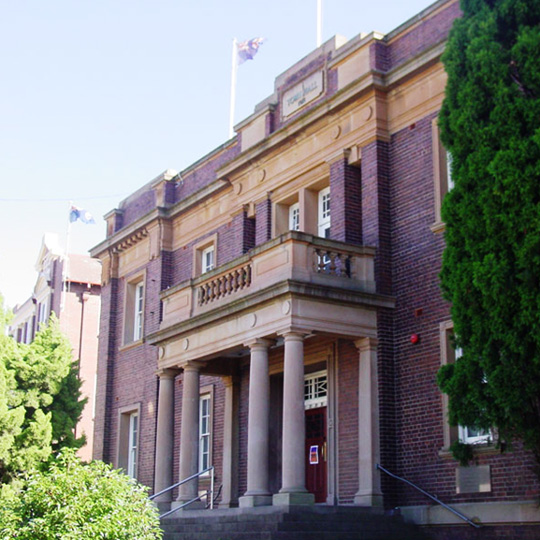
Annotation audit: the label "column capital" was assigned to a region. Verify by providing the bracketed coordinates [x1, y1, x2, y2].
[156, 368, 179, 380]
[244, 338, 275, 350]
[182, 360, 205, 373]
[278, 330, 307, 342]
[354, 336, 378, 352]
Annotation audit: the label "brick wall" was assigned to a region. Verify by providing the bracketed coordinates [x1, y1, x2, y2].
[329, 157, 363, 245]
[337, 339, 359, 503]
[388, 113, 540, 507]
[386, 1, 461, 71]
[255, 198, 272, 246]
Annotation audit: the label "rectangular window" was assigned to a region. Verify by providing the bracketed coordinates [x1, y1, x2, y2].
[289, 202, 300, 231]
[201, 246, 215, 274]
[440, 322, 491, 448]
[117, 405, 140, 478]
[124, 276, 145, 345]
[38, 298, 49, 329]
[133, 283, 144, 342]
[446, 150, 454, 191]
[304, 370, 328, 410]
[127, 412, 139, 478]
[432, 118, 453, 231]
[199, 394, 211, 472]
[24, 318, 34, 344]
[318, 187, 331, 238]
[453, 346, 491, 445]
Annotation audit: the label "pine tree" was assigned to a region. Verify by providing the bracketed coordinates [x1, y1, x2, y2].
[0, 297, 86, 483]
[437, 0, 540, 468]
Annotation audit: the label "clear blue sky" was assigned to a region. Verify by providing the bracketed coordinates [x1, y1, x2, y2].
[0, 0, 435, 309]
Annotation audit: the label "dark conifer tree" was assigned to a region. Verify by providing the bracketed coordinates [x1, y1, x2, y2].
[438, 0, 540, 470]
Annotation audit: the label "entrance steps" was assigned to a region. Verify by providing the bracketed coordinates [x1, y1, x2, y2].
[160, 505, 430, 540]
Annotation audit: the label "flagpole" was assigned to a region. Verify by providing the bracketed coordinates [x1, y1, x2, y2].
[317, 0, 322, 47]
[229, 38, 238, 140]
[61, 201, 73, 312]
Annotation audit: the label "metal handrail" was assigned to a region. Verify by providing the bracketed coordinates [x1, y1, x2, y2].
[376, 464, 481, 528]
[150, 466, 215, 518]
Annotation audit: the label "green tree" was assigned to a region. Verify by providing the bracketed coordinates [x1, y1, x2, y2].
[0, 448, 162, 540]
[0, 296, 86, 483]
[437, 0, 540, 468]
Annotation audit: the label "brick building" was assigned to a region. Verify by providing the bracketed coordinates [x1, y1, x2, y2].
[90, 0, 540, 536]
[10, 233, 101, 462]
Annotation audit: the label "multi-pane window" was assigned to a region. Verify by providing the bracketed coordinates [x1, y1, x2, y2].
[318, 188, 331, 238]
[289, 202, 300, 231]
[446, 150, 454, 191]
[199, 394, 211, 472]
[201, 246, 215, 274]
[38, 299, 49, 328]
[24, 318, 34, 344]
[304, 371, 328, 410]
[127, 412, 139, 478]
[133, 283, 144, 342]
[124, 277, 145, 345]
[454, 346, 491, 445]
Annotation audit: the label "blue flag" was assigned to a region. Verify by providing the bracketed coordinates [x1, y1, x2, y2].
[237, 37, 264, 64]
[70, 205, 95, 224]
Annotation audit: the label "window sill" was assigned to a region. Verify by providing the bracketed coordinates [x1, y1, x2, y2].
[439, 443, 498, 460]
[119, 339, 144, 352]
[430, 221, 446, 234]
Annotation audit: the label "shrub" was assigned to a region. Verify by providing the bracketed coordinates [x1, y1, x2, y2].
[0, 449, 162, 540]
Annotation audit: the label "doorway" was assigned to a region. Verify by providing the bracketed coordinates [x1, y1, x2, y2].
[305, 406, 327, 502]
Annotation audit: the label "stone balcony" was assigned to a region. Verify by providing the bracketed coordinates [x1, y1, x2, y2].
[150, 232, 390, 368]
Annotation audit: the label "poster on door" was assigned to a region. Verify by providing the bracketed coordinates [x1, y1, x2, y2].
[309, 445, 319, 465]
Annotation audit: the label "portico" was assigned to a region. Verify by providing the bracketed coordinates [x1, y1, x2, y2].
[148, 231, 391, 510]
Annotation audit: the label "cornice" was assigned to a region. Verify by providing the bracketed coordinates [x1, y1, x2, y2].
[148, 278, 394, 347]
[217, 41, 446, 180]
[90, 179, 230, 258]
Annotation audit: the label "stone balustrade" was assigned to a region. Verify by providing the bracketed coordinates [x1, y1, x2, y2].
[159, 232, 376, 331]
[198, 264, 252, 306]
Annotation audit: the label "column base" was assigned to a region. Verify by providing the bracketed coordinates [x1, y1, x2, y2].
[239, 494, 273, 507]
[273, 492, 315, 507]
[354, 491, 383, 507]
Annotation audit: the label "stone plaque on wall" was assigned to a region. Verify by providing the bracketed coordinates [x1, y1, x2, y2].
[282, 70, 324, 118]
[456, 465, 491, 494]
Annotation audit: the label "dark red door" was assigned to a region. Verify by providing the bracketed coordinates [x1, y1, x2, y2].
[305, 407, 327, 503]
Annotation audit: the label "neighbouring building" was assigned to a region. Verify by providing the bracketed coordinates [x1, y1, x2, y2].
[10, 233, 101, 462]
[90, 0, 540, 537]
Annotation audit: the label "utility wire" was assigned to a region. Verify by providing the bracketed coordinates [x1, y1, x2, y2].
[0, 193, 127, 203]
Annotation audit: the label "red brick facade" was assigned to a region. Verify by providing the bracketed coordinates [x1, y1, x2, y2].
[91, 1, 540, 537]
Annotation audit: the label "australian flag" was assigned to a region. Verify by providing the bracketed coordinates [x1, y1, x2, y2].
[69, 205, 95, 224]
[237, 37, 264, 64]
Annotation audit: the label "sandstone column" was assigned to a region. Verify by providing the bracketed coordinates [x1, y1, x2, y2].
[239, 339, 273, 507]
[153, 369, 177, 503]
[220, 375, 240, 508]
[177, 362, 202, 504]
[354, 337, 383, 507]
[273, 332, 314, 506]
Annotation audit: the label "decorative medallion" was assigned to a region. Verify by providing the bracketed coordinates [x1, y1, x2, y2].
[332, 125, 341, 140]
[234, 182, 243, 195]
[363, 105, 373, 121]
[248, 313, 257, 328]
[182, 338, 189, 351]
[282, 300, 291, 315]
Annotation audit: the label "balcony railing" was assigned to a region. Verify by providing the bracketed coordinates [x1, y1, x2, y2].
[160, 231, 375, 330]
[198, 263, 252, 306]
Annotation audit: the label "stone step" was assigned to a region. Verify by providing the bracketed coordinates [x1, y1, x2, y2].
[160, 507, 430, 540]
